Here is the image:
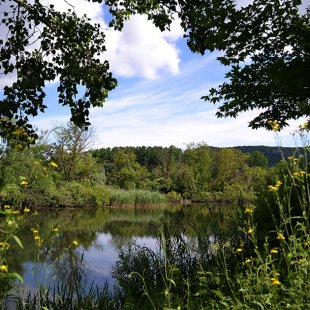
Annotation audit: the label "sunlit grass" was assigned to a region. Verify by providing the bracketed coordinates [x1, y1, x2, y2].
[109, 188, 167, 207]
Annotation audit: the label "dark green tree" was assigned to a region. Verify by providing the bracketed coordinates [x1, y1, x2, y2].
[0, 0, 117, 143]
[247, 151, 269, 168]
[107, 149, 148, 189]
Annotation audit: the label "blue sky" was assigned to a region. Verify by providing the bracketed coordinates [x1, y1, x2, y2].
[2, 0, 309, 149]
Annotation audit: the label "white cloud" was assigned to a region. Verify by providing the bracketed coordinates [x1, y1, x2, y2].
[83, 56, 301, 149]
[104, 15, 182, 79]
[30, 48, 303, 149]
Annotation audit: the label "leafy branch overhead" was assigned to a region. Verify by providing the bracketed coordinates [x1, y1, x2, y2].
[0, 0, 309, 145]
[0, 0, 117, 144]
[103, 0, 310, 129]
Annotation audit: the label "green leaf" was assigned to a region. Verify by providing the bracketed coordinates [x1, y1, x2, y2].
[9, 272, 24, 283]
[13, 235, 24, 249]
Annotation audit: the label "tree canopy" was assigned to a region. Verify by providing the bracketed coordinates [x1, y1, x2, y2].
[105, 0, 310, 129]
[0, 0, 117, 144]
[1, 0, 309, 144]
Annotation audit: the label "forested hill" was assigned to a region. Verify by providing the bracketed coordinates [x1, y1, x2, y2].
[92, 145, 301, 168]
[233, 146, 300, 167]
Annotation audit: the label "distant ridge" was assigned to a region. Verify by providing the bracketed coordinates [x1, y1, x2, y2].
[233, 145, 302, 166]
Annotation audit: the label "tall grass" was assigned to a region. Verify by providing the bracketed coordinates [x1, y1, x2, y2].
[4, 281, 123, 310]
[110, 143, 310, 309]
[109, 188, 167, 207]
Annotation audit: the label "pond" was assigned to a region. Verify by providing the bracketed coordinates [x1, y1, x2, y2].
[8, 204, 237, 296]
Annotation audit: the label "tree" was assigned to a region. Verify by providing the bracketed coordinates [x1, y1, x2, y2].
[211, 148, 248, 192]
[184, 142, 212, 194]
[106, 0, 310, 129]
[45, 122, 99, 181]
[247, 151, 269, 168]
[106, 148, 148, 189]
[0, 0, 117, 143]
[2, 0, 309, 142]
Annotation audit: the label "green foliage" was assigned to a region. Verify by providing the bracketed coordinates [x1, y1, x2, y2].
[45, 123, 102, 182]
[109, 150, 310, 309]
[106, 0, 310, 128]
[0, 206, 26, 301]
[247, 151, 269, 168]
[165, 191, 182, 204]
[109, 188, 167, 207]
[94, 145, 266, 203]
[6, 279, 123, 309]
[57, 181, 110, 208]
[105, 149, 149, 190]
[0, 1, 117, 143]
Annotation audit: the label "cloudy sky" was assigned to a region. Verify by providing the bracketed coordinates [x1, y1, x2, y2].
[4, 0, 310, 149]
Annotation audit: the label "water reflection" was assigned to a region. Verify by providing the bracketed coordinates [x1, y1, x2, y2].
[8, 204, 237, 294]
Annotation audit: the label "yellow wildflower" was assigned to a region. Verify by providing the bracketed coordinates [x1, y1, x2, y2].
[271, 278, 281, 285]
[34, 236, 43, 244]
[270, 249, 278, 254]
[247, 228, 254, 234]
[0, 242, 9, 250]
[277, 232, 285, 241]
[72, 240, 78, 246]
[12, 210, 20, 215]
[236, 248, 242, 253]
[293, 171, 306, 178]
[267, 120, 280, 131]
[245, 258, 252, 264]
[275, 180, 282, 187]
[268, 180, 282, 192]
[0, 265, 8, 272]
[268, 185, 278, 192]
[53, 227, 59, 233]
[50, 161, 59, 168]
[4, 205, 10, 209]
[245, 207, 254, 214]
[31, 228, 39, 234]
[23, 207, 31, 213]
[20, 180, 28, 186]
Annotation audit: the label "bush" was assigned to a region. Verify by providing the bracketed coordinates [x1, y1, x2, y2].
[165, 191, 182, 203]
[55, 181, 110, 208]
[0, 184, 24, 208]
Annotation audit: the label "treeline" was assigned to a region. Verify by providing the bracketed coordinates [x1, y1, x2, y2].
[91, 143, 271, 203]
[234, 145, 300, 167]
[0, 123, 303, 208]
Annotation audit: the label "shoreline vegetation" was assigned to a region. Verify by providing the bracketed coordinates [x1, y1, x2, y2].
[0, 124, 302, 210]
[1, 124, 309, 308]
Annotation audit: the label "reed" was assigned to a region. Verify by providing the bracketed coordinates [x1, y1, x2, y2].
[109, 188, 167, 207]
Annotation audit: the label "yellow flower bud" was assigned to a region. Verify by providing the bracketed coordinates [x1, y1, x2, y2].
[0, 265, 8, 272]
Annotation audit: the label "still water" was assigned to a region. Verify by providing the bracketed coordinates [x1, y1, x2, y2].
[9, 204, 235, 294]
